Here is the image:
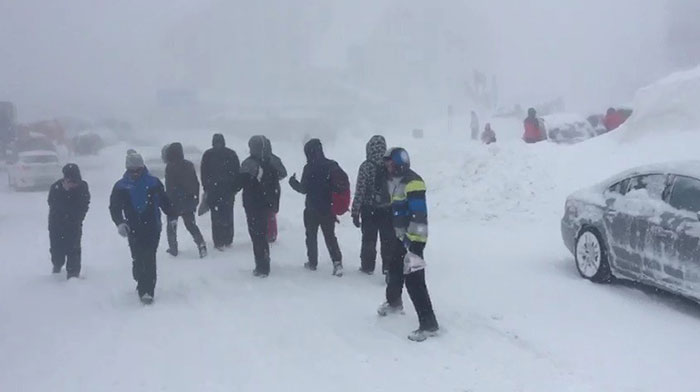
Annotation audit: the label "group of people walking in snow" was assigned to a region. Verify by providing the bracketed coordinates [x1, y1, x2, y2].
[46, 133, 439, 341]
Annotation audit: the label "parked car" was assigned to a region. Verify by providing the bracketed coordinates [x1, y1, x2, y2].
[542, 113, 597, 144]
[7, 150, 62, 190]
[561, 162, 700, 301]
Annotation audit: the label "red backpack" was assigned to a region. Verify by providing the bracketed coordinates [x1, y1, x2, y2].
[330, 163, 351, 216]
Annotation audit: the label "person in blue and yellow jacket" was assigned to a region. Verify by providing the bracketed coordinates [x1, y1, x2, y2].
[377, 147, 439, 342]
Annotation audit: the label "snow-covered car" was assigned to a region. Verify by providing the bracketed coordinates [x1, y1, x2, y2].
[7, 150, 62, 190]
[143, 144, 202, 180]
[561, 162, 700, 302]
[542, 113, 597, 144]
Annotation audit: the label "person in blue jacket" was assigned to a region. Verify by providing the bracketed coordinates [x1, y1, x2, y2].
[109, 150, 175, 304]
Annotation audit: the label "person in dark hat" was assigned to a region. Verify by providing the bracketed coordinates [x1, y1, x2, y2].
[110, 150, 175, 304]
[47, 163, 90, 279]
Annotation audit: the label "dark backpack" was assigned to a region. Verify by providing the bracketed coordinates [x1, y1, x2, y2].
[329, 163, 350, 216]
[371, 162, 391, 207]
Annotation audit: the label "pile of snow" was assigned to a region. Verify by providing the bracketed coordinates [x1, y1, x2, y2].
[621, 65, 700, 140]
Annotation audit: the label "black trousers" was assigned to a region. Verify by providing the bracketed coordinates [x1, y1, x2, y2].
[246, 207, 270, 274]
[167, 212, 204, 251]
[129, 234, 160, 297]
[360, 207, 394, 272]
[49, 226, 82, 276]
[304, 208, 342, 267]
[210, 197, 234, 248]
[386, 239, 438, 330]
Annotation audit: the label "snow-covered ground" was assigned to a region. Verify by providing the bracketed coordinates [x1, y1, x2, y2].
[3, 68, 700, 391]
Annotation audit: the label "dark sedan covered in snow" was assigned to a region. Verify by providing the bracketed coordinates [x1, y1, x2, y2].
[561, 162, 700, 301]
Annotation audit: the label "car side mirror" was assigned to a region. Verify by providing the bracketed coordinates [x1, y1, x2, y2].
[605, 198, 615, 208]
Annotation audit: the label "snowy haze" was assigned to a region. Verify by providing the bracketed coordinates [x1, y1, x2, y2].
[0, 0, 676, 124]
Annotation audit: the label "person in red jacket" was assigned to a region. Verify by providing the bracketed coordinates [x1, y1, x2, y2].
[481, 123, 496, 145]
[603, 107, 625, 132]
[522, 108, 545, 143]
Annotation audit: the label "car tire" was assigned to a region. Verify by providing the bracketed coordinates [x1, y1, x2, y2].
[575, 228, 612, 283]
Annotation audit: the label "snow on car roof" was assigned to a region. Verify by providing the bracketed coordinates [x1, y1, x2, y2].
[18, 150, 58, 157]
[541, 113, 587, 125]
[601, 160, 700, 187]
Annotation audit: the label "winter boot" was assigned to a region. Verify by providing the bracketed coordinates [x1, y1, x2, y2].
[140, 293, 154, 305]
[359, 267, 374, 275]
[332, 262, 344, 277]
[166, 248, 178, 257]
[377, 301, 404, 317]
[66, 272, 79, 280]
[407, 327, 439, 342]
[52, 266, 62, 274]
[304, 262, 317, 271]
[253, 269, 269, 278]
[198, 243, 208, 258]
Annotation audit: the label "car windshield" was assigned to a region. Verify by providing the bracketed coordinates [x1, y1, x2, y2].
[21, 155, 58, 164]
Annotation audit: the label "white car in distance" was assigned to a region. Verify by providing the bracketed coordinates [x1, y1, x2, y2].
[7, 150, 62, 190]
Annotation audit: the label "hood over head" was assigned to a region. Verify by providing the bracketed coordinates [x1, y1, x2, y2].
[62, 163, 82, 182]
[166, 142, 184, 163]
[304, 138, 324, 162]
[262, 136, 273, 158]
[212, 133, 226, 148]
[248, 135, 270, 161]
[366, 135, 387, 162]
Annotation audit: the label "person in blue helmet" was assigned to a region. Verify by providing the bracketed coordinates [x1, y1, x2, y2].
[377, 147, 439, 342]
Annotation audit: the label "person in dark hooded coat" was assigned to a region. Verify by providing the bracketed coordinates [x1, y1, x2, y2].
[234, 135, 279, 277]
[289, 138, 343, 276]
[262, 136, 287, 242]
[48, 163, 90, 279]
[351, 135, 393, 275]
[165, 142, 206, 258]
[200, 134, 240, 250]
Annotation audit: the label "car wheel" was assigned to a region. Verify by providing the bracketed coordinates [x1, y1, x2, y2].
[575, 228, 612, 283]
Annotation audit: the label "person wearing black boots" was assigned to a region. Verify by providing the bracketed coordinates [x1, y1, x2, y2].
[289, 138, 344, 277]
[164, 142, 207, 258]
[351, 135, 393, 275]
[48, 164, 90, 279]
[200, 134, 239, 250]
[110, 151, 175, 304]
[376, 147, 439, 342]
[235, 136, 280, 277]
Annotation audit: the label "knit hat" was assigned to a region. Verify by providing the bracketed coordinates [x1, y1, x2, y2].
[62, 163, 82, 182]
[125, 151, 145, 170]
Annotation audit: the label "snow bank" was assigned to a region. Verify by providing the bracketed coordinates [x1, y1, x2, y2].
[620, 65, 700, 140]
